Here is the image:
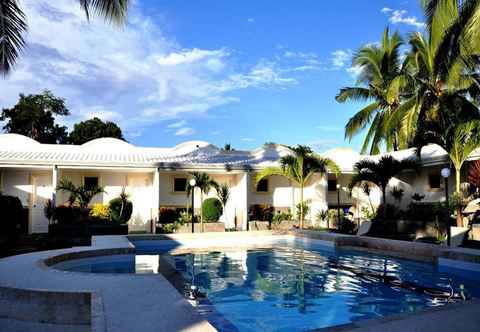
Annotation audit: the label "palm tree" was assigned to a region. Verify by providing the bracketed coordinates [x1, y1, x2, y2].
[255, 145, 339, 229]
[187, 172, 218, 232]
[216, 183, 231, 226]
[56, 178, 105, 209]
[350, 156, 418, 218]
[389, 1, 480, 147]
[0, 0, 129, 75]
[336, 27, 406, 154]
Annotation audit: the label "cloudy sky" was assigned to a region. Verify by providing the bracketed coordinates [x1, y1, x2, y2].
[0, 0, 424, 151]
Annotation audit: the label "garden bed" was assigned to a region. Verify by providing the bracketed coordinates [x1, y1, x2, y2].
[156, 222, 225, 233]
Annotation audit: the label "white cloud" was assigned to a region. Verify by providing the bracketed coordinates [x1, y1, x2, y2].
[174, 127, 195, 136]
[382, 8, 425, 29]
[241, 137, 254, 142]
[247, 18, 255, 23]
[0, 0, 300, 136]
[346, 65, 363, 79]
[331, 50, 352, 68]
[167, 120, 187, 128]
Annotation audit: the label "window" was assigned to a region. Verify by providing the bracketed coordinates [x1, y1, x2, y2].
[84, 176, 99, 191]
[328, 179, 337, 192]
[256, 178, 269, 192]
[173, 177, 187, 193]
[428, 173, 441, 190]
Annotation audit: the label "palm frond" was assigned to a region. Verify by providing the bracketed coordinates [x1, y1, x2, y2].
[0, 0, 27, 75]
[79, 0, 129, 24]
[335, 87, 372, 103]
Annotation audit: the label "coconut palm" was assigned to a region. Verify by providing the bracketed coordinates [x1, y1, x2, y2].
[255, 145, 340, 229]
[0, 0, 129, 75]
[389, 1, 480, 147]
[350, 156, 418, 218]
[336, 27, 407, 154]
[216, 183, 231, 225]
[422, 0, 480, 80]
[187, 172, 218, 232]
[56, 178, 105, 209]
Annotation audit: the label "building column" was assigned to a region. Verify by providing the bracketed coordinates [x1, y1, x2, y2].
[52, 165, 58, 206]
[238, 171, 251, 231]
[151, 167, 160, 234]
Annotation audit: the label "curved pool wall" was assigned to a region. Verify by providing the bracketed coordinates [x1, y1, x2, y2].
[2, 231, 480, 332]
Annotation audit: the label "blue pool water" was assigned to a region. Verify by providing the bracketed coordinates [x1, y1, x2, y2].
[53, 242, 480, 332]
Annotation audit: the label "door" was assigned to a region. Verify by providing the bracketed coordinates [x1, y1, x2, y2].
[30, 174, 52, 234]
[127, 174, 153, 232]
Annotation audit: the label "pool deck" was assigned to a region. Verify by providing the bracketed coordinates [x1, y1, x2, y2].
[1, 231, 480, 332]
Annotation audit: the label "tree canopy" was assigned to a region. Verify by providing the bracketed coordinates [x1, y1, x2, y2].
[69, 117, 125, 145]
[0, 90, 70, 143]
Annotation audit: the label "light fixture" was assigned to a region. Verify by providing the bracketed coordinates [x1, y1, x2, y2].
[189, 178, 196, 187]
[336, 183, 341, 189]
[441, 167, 451, 178]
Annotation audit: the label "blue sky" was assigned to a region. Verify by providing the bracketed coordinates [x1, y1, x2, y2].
[0, 0, 425, 151]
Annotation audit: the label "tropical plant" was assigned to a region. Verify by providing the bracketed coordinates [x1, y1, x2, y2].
[272, 210, 292, 225]
[350, 156, 418, 218]
[336, 28, 407, 154]
[468, 160, 480, 189]
[390, 186, 405, 204]
[56, 178, 105, 209]
[390, 1, 480, 149]
[216, 183, 230, 223]
[411, 193, 426, 202]
[315, 209, 329, 228]
[296, 201, 310, 221]
[0, 0, 129, 75]
[255, 145, 339, 228]
[109, 190, 133, 224]
[360, 181, 376, 216]
[187, 172, 219, 231]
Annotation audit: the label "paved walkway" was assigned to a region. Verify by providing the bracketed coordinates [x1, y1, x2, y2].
[0, 237, 215, 332]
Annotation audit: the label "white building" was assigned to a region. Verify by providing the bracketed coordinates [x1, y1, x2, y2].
[0, 133, 466, 234]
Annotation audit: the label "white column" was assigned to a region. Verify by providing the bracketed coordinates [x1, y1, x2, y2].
[151, 168, 160, 234]
[238, 171, 251, 230]
[52, 165, 58, 206]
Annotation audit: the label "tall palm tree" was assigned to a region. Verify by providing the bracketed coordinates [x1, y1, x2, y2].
[389, 1, 480, 147]
[216, 183, 231, 226]
[187, 172, 218, 232]
[350, 156, 418, 218]
[255, 145, 339, 229]
[336, 27, 406, 154]
[0, 0, 129, 75]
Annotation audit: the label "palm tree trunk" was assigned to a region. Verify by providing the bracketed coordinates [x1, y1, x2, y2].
[455, 168, 463, 227]
[300, 183, 304, 229]
[382, 187, 387, 219]
[200, 192, 204, 232]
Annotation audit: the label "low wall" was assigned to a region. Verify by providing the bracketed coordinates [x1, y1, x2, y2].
[0, 286, 103, 329]
[176, 222, 225, 233]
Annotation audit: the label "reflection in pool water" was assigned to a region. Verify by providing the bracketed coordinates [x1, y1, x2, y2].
[53, 244, 480, 332]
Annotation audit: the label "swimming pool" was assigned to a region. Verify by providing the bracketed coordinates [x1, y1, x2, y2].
[53, 242, 480, 332]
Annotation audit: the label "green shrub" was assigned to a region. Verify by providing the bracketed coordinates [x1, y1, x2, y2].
[158, 207, 181, 224]
[249, 204, 274, 221]
[109, 197, 133, 224]
[272, 210, 292, 225]
[202, 198, 223, 222]
[52, 205, 88, 224]
[0, 193, 24, 240]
